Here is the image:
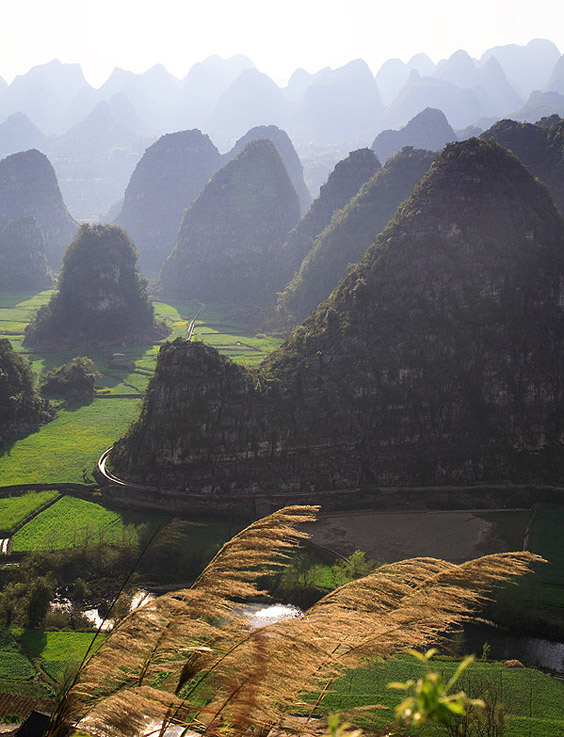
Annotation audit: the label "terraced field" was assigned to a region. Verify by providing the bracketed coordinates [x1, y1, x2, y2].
[0, 491, 59, 533]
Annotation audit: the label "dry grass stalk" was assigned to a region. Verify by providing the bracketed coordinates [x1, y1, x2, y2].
[47, 505, 541, 737]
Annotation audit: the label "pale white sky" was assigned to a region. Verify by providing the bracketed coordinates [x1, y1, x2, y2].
[0, 0, 562, 87]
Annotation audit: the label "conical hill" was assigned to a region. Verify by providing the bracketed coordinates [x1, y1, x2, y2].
[159, 139, 300, 303]
[113, 139, 564, 491]
[278, 147, 435, 325]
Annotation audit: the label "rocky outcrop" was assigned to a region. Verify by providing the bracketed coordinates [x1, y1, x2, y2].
[24, 224, 167, 348]
[276, 148, 380, 288]
[114, 139, 564, 492]
[0, 338, 53, 446]
[372, 108, 456, 162]
[115, 130, 222, 271]
[0, 217, 53, 291]
[278, 147, 435, 325]
[159, 139, 300, 303]
[0, 149, 77, 270]
[225, 125, 311, 215]
[481, 115, 564, 214]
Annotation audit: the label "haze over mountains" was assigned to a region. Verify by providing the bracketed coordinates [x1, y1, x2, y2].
[1, 39, 563, 220]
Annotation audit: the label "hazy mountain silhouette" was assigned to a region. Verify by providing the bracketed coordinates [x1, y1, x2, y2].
[545, 54, 564, 95]
[225, 125, 311, 214]
[0, 216, 53, 291]
[375, 54, 436, 106]
[372, 108, 456, 162]
[115, 129, 222, 271]
[480, 39, 560, 99]
[0, 112, 47, 156]
[0, 149, 77, 269]
[511, 90, 564, 122]
[160, 139, 300, 303]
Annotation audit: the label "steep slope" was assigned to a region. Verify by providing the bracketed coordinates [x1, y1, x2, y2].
[0, 338, 52, 446]
[115, 130, 222, 271]
[0, 217, 53, 291]
[0, 112, 47, 157]
[278, 147, 435, 324]
[375, 54, 436, 106]
[481, 116, 564, 213]
[225, 126, 311, 215]
[114, 138, 564, 491]
[480, 39, 560, 99]
[159, 139, 300, 303]
[276, 148, 380, 288]
[0, 149, 77, 269]
[372, 108, 455, 162]
[25, 224, 165, 348]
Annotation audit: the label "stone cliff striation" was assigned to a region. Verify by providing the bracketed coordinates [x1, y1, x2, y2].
[278, 147, 436, 325]
[0, 217, 53, 291]
[159, 139, 301, 303]
[115, 130, 223, 272]
[0, 149, 77, 269]
[113, 139, 564, 492]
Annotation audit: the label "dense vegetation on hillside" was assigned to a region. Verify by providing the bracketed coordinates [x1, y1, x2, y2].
[24, 224, 167, 347]
[278, 146, 435, 325]
[0, 338, 52, 445]
[114, 139, 564, 491]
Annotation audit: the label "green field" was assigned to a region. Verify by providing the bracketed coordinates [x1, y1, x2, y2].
[310, 655, 564, 736]
[0, 491, 59, 533]
[16, 630, 104, 682]
[0, 630, 35, 682]
[11, 496, 165, 552]
[0, 291, 282, 485]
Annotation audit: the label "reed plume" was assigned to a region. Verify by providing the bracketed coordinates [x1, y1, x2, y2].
[47, 505, 541, 737]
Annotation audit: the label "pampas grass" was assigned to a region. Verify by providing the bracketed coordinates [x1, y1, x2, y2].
[46, 505, 541, 737]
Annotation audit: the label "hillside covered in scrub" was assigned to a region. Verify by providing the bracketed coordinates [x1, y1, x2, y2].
[0, 217, 53, 291]
[278, 146, 436, 325]
[0, 338, 53, 445]
[113, 138, 564, 491]
[24, 224, 166, 348]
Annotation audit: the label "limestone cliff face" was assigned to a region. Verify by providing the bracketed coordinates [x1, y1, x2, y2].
[0, 338, 52, 446]
[278, 147, 435, 325]
[276, 148, 380, 290]
[159, 139, 301, 303]
[114, 139, 564, 491]
[25, 224, 166, 348]
[0, 149, 77, 269]
[0, 217, 53, 291]
[115, 130, 222, 271]
[225, 125, 311, 215]
[481, 115, 564, 215]
[372, 108, 456, 163]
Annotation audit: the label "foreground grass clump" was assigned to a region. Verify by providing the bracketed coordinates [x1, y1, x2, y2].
[0, 490, 59, 532]
[11, 496, 159, 552]
[45, 505, 539, 737]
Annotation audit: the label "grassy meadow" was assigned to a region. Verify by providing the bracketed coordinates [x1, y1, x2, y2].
[0, 491, 59, 533]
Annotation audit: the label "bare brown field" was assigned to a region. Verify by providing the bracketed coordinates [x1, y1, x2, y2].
[306, 509, 531, 563]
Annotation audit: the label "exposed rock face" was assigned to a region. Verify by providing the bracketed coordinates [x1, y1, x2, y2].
[0, 217, 53, 291]
[114, 139, 564, 492]
[278, 147, 435, 325]
[24, 224, 166, 348]
[276, 148, 380, 290]
[481, 116, 564, 214]
[115, 130, 222, 271]
[159, 139, 300, 303]
[225, 125, 311, 215]
[372, 108, 456, 162]
[0, 149, 77, 270]
[0, 338, 52, 446]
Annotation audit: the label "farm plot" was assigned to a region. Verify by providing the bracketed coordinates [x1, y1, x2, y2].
[310, 656, 564, 736]
[0, 490, 59, 533]
[17, 630, 104, 682]
[306, 509, 531, 563]
[0, 630, 34, 683]
[11, 495, 165, 552]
